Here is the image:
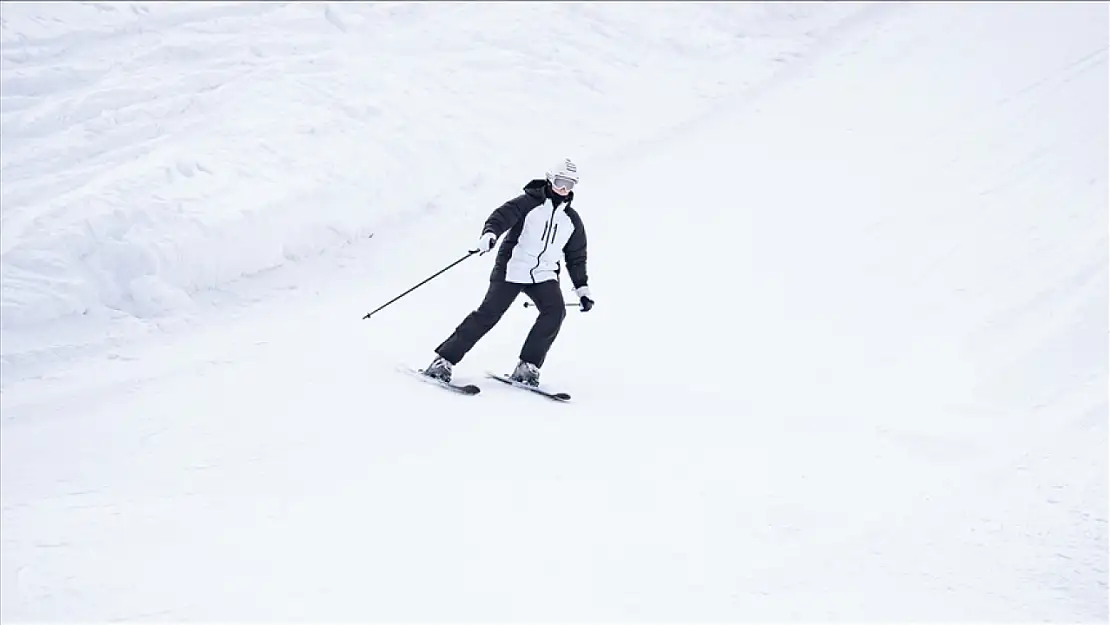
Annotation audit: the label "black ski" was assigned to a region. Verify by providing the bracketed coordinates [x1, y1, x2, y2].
[486, 372, 571, 401]
[400, 365, 480, 395]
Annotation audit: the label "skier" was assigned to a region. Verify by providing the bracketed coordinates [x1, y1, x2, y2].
[423, 158, 594, 387]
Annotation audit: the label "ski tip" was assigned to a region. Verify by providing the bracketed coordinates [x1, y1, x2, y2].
[457, 384, 482, 395]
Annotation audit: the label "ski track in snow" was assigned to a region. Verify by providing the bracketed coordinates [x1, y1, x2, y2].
[1, 2, 1106, 622]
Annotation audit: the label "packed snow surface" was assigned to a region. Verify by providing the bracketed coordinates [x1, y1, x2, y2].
[1, 2, 1106, 621]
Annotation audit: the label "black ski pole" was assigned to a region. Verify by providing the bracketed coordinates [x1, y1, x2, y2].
[362, 250, 477, 320]
[523, 302, 582, 309]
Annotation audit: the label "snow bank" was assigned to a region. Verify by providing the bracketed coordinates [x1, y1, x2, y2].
[0, 2, 860, 331]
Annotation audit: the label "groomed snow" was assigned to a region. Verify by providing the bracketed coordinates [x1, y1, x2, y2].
[1, 2, 1106, 621]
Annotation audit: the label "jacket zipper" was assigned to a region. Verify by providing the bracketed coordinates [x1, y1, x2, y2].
[530, 205, 559, 282]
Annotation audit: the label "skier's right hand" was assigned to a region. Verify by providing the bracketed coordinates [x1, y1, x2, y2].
[472, 232, 497, 255]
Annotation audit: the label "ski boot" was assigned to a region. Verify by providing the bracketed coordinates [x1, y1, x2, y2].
[509, 360, 541, 387]
[423, 355, 453, 383]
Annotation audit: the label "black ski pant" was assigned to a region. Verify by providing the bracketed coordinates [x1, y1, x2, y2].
[436, 279, 566, 368]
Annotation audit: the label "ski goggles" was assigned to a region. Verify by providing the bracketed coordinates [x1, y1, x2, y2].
[551, 175, 577, 191]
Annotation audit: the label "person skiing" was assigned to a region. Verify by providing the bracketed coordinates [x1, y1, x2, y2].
[423, 158, 594, 387]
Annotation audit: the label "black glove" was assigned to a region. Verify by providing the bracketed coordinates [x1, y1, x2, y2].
[575, 286, 594, 312]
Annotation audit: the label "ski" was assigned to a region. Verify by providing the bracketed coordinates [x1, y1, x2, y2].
[486, 372, 571, 402]
[399, 365, 481, 395]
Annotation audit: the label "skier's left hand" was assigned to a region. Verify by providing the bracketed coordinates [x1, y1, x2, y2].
[576, 286, 594, 312]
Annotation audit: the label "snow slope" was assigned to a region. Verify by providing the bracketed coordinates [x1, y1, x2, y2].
[2, 1, 1106, 622]
[0, 1, 855, 376]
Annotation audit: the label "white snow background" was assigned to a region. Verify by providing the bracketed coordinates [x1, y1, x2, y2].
[0, 1, 1106, 621]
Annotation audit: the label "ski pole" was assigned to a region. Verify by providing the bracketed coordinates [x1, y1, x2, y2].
[362, 251, 477, 320]
[523, 302, 582, 309]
